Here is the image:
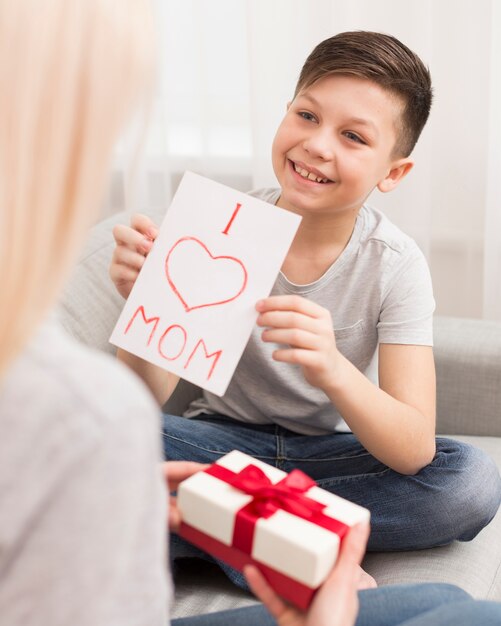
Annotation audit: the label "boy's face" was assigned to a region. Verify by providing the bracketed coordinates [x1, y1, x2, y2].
[271, 74, 411, 217]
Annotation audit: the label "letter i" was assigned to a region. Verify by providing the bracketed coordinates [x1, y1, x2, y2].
[222, 203, 242, 235]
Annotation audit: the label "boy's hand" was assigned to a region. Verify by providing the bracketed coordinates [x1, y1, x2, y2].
[245, 522, 370, 626]
[162, 461, 209, 532]
[109, 213, 159, 299]
[256, 295, 341, 392]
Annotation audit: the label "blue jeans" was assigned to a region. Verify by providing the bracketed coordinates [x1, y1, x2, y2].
[171, 583, 501, 626]
[163, 413, 501, 587]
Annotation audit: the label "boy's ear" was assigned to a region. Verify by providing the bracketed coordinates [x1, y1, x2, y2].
[377, 158, 414, 193]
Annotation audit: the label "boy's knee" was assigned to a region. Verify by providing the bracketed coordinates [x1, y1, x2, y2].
[434, 439, 501, 540]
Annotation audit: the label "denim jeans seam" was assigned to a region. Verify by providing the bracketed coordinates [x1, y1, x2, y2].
[316, 467, 393, 485]
[284, 452, 375, 462]
[276, 430, 286, 464]
[162, 433, 277, 459]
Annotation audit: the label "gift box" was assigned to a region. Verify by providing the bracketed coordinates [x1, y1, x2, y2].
[177, 450, 370, 609]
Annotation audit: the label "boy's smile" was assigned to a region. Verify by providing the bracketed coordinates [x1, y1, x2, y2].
[290, 159, 334, 184]
[272, 74, 412, 219]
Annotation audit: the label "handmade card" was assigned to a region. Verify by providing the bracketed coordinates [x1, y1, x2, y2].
[110, 171, 301, 396]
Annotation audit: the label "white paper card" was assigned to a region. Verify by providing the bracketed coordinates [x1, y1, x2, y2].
[110, 171, 301, 396]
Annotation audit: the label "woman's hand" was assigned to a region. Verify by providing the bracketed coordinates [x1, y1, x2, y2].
[245, 522, 370, 626]
[109, 213, 159, 299]
[256, 295, 342, 392]
[162, 461, 209, 532]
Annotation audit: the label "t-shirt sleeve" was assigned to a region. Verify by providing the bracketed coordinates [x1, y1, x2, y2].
[377, 247, 435, 345]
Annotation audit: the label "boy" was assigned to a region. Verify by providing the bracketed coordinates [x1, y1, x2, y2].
[110, 31, 501, 580]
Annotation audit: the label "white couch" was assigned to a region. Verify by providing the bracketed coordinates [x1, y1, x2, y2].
[58, 210, 501, 619]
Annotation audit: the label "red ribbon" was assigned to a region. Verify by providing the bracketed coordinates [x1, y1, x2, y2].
[205, 462, 349, 555]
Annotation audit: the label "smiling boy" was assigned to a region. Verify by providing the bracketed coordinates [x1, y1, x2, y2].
[111, 31, 501, 585]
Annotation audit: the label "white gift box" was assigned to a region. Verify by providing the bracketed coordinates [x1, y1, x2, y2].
[178, 450, 370, 608]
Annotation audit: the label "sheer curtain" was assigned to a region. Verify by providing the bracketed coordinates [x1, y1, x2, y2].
[107, 0, 501, 320]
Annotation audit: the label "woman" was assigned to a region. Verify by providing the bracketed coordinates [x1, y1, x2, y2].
[1, 1, 500, 625]
[0, 1, 170, 624]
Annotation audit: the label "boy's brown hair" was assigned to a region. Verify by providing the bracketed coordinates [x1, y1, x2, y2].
[294, 31, 432, 157]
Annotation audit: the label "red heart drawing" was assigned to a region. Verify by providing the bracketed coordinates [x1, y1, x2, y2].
[165, 236, 248, 312]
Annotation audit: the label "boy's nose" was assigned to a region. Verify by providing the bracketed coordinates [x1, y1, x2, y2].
[302, 129, 335, 161]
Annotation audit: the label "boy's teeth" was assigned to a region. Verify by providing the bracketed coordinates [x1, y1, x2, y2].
[293, 162, 329, 183]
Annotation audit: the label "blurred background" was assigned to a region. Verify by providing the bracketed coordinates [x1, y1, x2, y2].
[106, 0, 501, 321]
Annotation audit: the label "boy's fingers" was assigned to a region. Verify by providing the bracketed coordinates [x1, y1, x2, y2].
[261, 328, 317, 349]
[113, 223, 140, 245]
[109, 264, 138, 286]
[112, 246, 148, 271]
[256, 295, 323, 318]
[112, 224, 154, 255]
[257, 311, 319, 334]
[130, 213, 158, 239]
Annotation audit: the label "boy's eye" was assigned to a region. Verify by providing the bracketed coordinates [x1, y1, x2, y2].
[298, 111, 317, 123]
[344, 131, 366, 145]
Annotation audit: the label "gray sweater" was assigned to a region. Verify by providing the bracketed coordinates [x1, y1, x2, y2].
[0, 318, 170, 625]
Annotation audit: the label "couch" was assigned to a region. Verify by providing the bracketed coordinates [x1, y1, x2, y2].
[58, 209, 501, 619]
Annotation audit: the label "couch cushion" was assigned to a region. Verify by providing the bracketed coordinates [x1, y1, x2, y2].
[434, 316, 501, 437]
[57, 209, 164, 354]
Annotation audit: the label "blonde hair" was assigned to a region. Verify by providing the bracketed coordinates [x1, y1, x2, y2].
[0, 0, 155, 375]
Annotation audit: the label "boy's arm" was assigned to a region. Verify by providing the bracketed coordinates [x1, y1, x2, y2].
[256, 295, 436, 475]
[324, 343, 436, 475]
[117, 348, 179, 407]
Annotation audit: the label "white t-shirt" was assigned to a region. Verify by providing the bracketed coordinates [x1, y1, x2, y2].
[186, 187, 435, 436]
[0, 318, 170, 625]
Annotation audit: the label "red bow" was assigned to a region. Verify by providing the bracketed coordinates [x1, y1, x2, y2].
[205, 462, 348, 555]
